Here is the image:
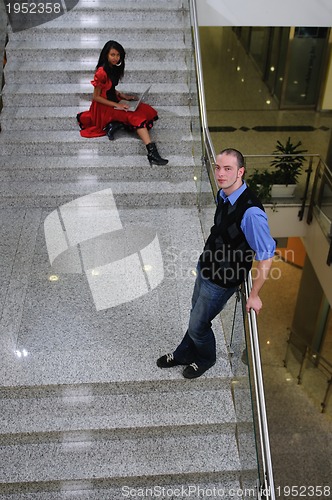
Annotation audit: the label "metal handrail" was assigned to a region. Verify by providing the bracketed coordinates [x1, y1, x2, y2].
[244, 275, 276, 499]
[189, 1, 276, 497]
[189, 0, 218, 197]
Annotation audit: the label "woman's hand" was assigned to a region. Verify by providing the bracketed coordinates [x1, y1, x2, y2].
[118, 92, 137, 102]
[115, 102, 130, 110]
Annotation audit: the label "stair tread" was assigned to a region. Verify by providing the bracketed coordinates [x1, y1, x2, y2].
[8, 18, 185, 30]
[0, 332, 232, 386]
[6, 39, 186, 50]
[0, 428, 245, 483]
[0, 154, 195, 168]
[0, 386, 236, 435]
[52, 0, 184, 11]
[2, 83, 188, 93]
[4, 60, 187, 72]
[0, 180, 199, 195]
[0, 130, 193, 143]
[1, 105, 196, 118]
[0, 480, 249, 500]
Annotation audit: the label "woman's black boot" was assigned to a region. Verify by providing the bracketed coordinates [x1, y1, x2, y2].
[76, 113, 83, 129]
[146, 142, 168, 166]
[103, 121, 124, 140]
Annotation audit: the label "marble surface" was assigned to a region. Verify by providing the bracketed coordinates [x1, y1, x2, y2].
[4, 62, 189, 84]
[0, 382, 237, 435]
[1, 106, 195, 131]
[0, 130, 195, 158]
[0, 427, 242, 483]
[2, 83, 189, 106]
[0, 476, 251, 500]
[5, 40, 188, 64]
[0, 196, 255, 496]
[0, 155, 197, 183]
[0, 206, 232, 386]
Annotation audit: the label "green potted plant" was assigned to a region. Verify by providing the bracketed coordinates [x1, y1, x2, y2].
[247, 137, 307, 201]
[247, 168, 273, 203]
[269, 137, 307, 197]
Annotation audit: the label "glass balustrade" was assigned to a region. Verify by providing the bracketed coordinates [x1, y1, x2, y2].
[308, 158, 332, 239]
[284, 331, 332, 414]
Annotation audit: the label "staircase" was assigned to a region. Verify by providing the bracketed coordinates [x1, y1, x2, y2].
[0, 1, 257, 498]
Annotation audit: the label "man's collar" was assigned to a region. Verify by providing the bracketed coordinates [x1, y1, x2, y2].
[218, 181, 247, 205]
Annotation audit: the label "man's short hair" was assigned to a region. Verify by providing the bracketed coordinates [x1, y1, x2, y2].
[219, 148, 245, 169]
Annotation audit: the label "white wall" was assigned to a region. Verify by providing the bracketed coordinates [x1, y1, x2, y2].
[197, 0, 332, 27]
[264, 205, 308, 238]
[275, 207, 332, 307]
[303, 217, 332, 307]
[263, 204, 332, 307]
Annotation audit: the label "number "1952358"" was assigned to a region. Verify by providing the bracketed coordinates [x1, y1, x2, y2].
[6, 3, 62, 14]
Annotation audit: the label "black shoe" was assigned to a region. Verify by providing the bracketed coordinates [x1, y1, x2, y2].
[146, 142, 168, 166]
[76, 113, 83, 129]
[157, 353, 183, 368]
[182, 362, 215, 379]
[103, 121, 124, 140]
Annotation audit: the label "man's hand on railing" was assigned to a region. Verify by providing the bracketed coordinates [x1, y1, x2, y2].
[246, 293, 263, 314]
[246, 257, 273, 314]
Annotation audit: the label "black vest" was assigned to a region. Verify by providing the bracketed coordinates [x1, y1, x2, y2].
[199, 186, 264, 288]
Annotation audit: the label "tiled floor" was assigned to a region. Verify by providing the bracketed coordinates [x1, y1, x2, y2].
[201, 26, 332, 497]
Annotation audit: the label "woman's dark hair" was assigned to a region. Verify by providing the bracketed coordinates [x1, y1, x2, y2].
[96, 40, 126, 84]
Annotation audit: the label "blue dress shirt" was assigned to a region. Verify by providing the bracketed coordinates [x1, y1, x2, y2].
[218, 182, 276, 261]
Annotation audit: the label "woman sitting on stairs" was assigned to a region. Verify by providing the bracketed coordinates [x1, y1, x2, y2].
[77, 39, 168, 166]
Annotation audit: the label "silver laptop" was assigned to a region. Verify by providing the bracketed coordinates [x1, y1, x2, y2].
[115, 85, 151, 112]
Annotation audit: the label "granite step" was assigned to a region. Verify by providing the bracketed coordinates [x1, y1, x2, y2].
[0, 155, 197, 182]
[0, 426, 245, 483]
[8, 18, 187, 40]
[5, 39, 188, 63]
[37, 6, 187, 22]
[4, 0, 185, 18]
[0, 475, 251, 500]
[3, 61, 189, 84]
[69, 0, 183, 9]
[0, 379, 237, 438]
[0, 179, 203, 208]
[9, 27, 188, 43]
[0, 437, 257, 496]
[0, 130, 197, 157]
[1, 83, 190, 107]
[58, 0, 184, 12]
[0, 105, 196, 131]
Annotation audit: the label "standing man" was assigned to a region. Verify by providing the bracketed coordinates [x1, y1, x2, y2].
[157, 148, 276, 379]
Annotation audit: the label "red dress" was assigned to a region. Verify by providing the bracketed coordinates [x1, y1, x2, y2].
[78, 67, 158, 138]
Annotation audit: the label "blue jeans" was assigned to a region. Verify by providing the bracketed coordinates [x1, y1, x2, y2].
[174, 264, 237, 368]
